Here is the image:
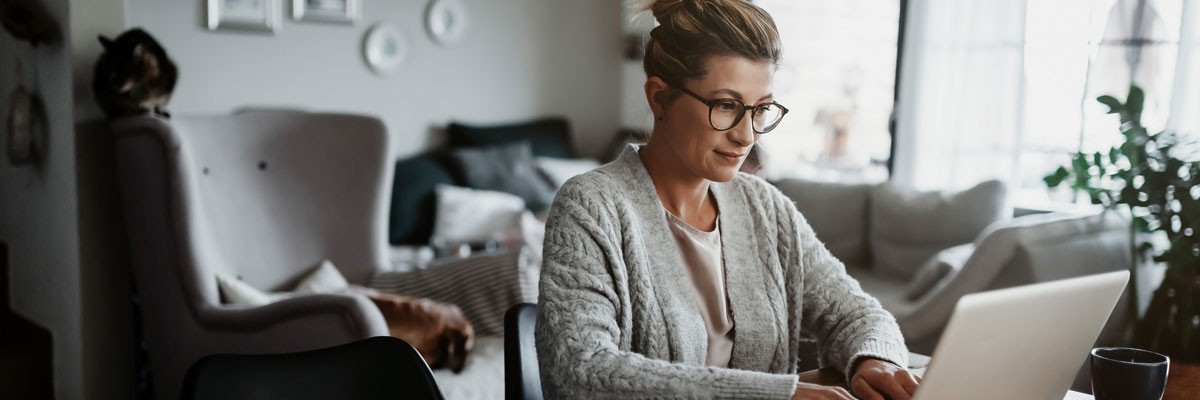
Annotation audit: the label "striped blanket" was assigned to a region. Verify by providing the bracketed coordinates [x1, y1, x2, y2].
[369, 246, 540, 336]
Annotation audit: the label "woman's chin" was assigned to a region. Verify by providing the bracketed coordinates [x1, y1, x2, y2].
[705, 168, 740, 183]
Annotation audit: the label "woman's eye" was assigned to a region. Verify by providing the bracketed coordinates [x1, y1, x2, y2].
[715, 102, 739, 112]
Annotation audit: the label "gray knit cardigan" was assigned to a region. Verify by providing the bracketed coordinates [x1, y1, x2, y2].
[535, 145, 909, 399]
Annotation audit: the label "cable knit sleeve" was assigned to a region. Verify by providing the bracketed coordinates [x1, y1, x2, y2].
[535, 178, 800, 399]
[769, 182, 910, 382]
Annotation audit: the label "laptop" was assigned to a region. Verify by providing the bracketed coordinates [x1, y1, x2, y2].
[913, 270, 1129, 400]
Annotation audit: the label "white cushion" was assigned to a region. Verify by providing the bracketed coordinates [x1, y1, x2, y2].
[217, 259, 350, 306]
[536, 157, 601, 188]
[294, 259, 350, 294]
[904, 243, 975, 300]
[430, 184, 526, 247]
[870, 180, 1008, 280]
[216, 272, 281, 306]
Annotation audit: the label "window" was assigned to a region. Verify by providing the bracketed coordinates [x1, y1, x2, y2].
[891, 0, 1196, 205]
[755, 0, 902, 183]
[1017, 0, 1188, 206]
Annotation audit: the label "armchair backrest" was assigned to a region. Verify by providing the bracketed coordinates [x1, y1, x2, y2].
[114, 111, 392, 313]
[174, 111, 391, 291]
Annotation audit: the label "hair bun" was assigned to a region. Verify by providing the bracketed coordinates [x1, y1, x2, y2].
[646, 0, 686, 23]
[639, 0, 780, 91]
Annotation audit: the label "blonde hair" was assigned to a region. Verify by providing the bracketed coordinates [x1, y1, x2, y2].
[642, 0, 781, 93]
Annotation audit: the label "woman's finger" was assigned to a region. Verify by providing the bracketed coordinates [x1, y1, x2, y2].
[897, 369, 920, 395]
[851, 375, 885, 400]
[866, 372, 912, 400]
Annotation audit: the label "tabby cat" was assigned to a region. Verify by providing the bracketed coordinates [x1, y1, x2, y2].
[92, 28, 177, 118]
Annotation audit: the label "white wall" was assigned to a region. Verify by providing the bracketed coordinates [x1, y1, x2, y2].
[0, 0, 84, 398]
[0, 0, 134, 398]
[124, 0, 623, 158]
[71, 0, 135, 398]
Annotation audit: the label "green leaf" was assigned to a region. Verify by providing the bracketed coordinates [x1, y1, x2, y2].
[1044, 166, 1070, 188]
[1127, 85, 1145, 115]
[1134, 216, 1154, 233]
[1097, 95, 1123, 114]
[1121, 142, 1138, 162]
[1072, 154, 1092, 181]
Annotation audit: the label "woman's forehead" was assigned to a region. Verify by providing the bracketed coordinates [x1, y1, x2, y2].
[693, 56, 775, 98]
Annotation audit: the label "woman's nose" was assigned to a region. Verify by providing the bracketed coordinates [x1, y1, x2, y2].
[728, 115, 756, 147]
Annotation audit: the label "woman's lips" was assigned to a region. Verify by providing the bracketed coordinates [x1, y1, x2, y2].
[714, 150, 746, 164]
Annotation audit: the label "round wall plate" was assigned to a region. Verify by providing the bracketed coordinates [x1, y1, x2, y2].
[362, 22, 406, 76]
[425, 0, 469, 46]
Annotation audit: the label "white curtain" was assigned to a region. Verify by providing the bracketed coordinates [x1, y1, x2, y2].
[894, 0, 1198, 192]
[892, 0, 1029, 191]
[1168, 0, 1199, 135]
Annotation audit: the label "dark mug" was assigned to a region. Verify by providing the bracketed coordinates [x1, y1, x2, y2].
[1090, 347, 1170, 400]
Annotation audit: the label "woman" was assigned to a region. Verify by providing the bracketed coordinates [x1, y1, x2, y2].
[536, 1, 919, 398]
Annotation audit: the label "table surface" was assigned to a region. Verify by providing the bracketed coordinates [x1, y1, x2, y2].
[797, 353, 1094, 399]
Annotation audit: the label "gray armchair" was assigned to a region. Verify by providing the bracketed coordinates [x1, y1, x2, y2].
[112, 111, 392, 400]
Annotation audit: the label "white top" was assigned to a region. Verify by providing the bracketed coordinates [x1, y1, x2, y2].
[665, 209, 735, 368]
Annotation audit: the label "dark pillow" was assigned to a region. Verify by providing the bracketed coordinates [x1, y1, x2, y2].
[447, 118, 575, 159]
[445, 142, 556, 212]
[390, 151, 459, 245]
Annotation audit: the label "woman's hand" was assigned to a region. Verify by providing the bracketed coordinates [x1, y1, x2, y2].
[849, 358, 921, 400]
[791, 382, 856, 400]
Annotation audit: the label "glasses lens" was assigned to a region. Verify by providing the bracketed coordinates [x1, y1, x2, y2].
[708, 100, 743, 130]
[753, 103, 785, 133]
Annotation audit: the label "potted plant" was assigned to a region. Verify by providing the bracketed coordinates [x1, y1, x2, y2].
[1043, 85, 1199, 364]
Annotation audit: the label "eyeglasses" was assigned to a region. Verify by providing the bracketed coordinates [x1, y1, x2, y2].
[673, 85, 789, 134]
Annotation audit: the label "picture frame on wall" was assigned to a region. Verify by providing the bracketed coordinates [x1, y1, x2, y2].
[293, 0, 360, 24]
[207, 0, 281, 33]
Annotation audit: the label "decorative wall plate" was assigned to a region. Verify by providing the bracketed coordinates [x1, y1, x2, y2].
[362, 23, 406, 76]
[425, 0, 469, 46]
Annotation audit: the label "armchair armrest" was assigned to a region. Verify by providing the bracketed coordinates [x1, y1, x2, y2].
[896, 212, 1130, 344]
[196, 293, 389, 338]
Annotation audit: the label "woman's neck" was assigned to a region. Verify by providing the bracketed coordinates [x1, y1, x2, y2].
[638, 139, 715, 223]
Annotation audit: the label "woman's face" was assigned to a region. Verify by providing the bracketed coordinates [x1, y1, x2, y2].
[648, 55, 774, 183]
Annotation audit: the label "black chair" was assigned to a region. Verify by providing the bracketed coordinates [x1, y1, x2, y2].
[181, 336, 445, 400]
[505, 303, 543, 400]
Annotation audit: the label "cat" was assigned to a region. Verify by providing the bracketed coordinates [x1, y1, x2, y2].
[92, 28, 177, 118]
[367, 293, 475, 373]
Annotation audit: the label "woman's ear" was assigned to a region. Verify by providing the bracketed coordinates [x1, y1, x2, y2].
[644, 76, 670, 120]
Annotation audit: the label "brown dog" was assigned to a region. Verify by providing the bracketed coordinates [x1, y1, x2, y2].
[366, 293, 475, 373]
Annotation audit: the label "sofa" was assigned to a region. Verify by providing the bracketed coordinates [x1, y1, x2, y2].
[773, 178, 1134, 355]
